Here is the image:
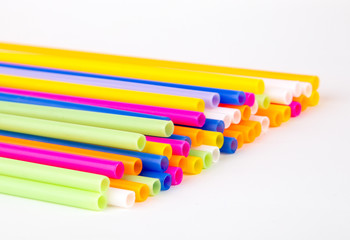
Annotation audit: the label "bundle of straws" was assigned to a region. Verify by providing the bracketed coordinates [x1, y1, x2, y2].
[0, 42, 319, 210]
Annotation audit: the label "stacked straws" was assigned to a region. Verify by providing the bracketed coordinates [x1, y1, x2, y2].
[0, 42, 320, 210]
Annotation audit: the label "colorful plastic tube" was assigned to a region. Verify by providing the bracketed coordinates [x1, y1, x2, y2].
[0, 90, 169, 121]
[0, 157, 109, 193]
[293, 95, 308, 111]
[203, 111, 231, 128]
[263, 79, 302, 97]
[251, 100, 258, 115]
[0, 62, 247, 106]
[264, 87, 293, 105]
[0, 51, 264, 93]
[306, 91, 320, 107]
[239, 120, 262, 138]
[0, 74, 205, 112]
[0, 86, 205, 127]
[189, 149, 213, 169]
[139, 171, 172, 191]
[220, 137, 238, 154]
[244, 92, 255, 107]
[0, 43, 318, 89]
[173, 126, 204, 147]
[107, 188, 135, 208]
[220, 104, 251, 121]
[255, 94, 271, 109]
[200, 118, 225, 133]
[167, 134, 192, 146]
[0, 134, 142, 175]
[227, 125, 256, 143]
[109, 178, 149, 202]
[145, 137, 190, 157]
[122, 175, 161, 196]
[142, 141, 172, 159]
[299, 82, 313, 97]
[249, 115, 270, 133]
[256, 107, 283, 127]
[0, 113, 145, 151]
[223, 130, 244, 149]
[0, 142, 124, 179]
[182, 156, 203, 175]
[192, 145, 220, 163]
[0, 175, 107, 211]
[201, 130, 224, 148]
[0, 66, 220, 109]
[168, 155, 186, 168]
[0, 130, 168, 172]
[206, 107, 241, 124]
[165, 167, 183, 185]
[288, 101, 302, 117]
[0, 100, 174, 137]
[269, 104, 291, 122]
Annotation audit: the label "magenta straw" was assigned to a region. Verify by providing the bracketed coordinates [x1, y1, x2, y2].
[0, 142, 124, 178]
[0, 66, 220, 109]
[289, 101, 302, 117]
[165, 166, 183, 185]
[0, 87, 206, 127]
[244, 92, 255, 107]
[145, 136, 190, 157]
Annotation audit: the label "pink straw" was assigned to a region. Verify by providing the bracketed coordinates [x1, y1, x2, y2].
[289, 101, 301, 117]
[145, 136, 190, 157]
[165, 166, 183, 185]
[244, 92, 255, 107]
[0, 87, 205, 127]
[0, 142, 124, 178]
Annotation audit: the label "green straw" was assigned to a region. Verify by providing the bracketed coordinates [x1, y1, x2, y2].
[0, 157, 109, 193]
[0, 113, 146, 151]
[0, 175, 107, 211]
[255, 94, 271, 109]
[122, 175, 161, 196]
[189, 149, 213, 169]
[0, 101, 174, 137]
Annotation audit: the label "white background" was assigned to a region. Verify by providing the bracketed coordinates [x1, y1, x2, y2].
[0, 0, 350, 239]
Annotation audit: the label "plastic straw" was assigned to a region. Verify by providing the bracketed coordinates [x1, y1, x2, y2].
[299, 82, 313, 97]
[220, 137, 238, 154]
[107, 188, 135, 208]
[0, 86, 205, 127]
[0, 100, 174, 137]
[173, 126, 204, 147]
[168, 155, 186, 168]
[0, 74, 205, 111]
[182, 156, 203, 175]
[109, 178, 149, 202]
[256, 108, 283, 127]
[142, 141, 172, 159]
[293, 95, 308, 112]
[306, 91, 320, 107]
[145, 136, 190, 157]
[264, 87, 293, 105]
[0, 62, 246, 106]
[139, 171, 172, 191]
[251, 100, 258, 115]
[167, 134, 192, 146]
[227, 125, 256, 143]
[220, 104, 251, 121]
[203, 111, 231, 128]
[189, 149, 213, 169]
[255, 94, 271, 109]
[244, 93, 255, 107]
[0, 90, 169, 121]
[269, 104, 291, 122]
[288, 101, 302, 117]
[0, 142, 124, 179]
[122, 175, 161, 196]
[0, 157, 109, 193]
[0, 134, 142, 175]
[223, 130, 244, 149]
[0, 51, 265, 93]
[192, 145, 220, 163]
[201, 130, 224, 148]
[239, 120, 262, 138]
[0, 175, 107, 211]
[199, 119, 225, 133]
[165, 167, 183, 185]
[0, 66, 220, 109]
[263, 79, 302, 97]
[0, 113, 145, 151]
[206, 107, 241, 124]
[249, 115, 270, 133]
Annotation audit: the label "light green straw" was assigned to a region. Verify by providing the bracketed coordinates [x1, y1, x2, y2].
[189, 149, 213, 169]
[255, 94, 271, 109]
[0, 157, 109, 193]
[0, 175, 107, 211]
[122, 175, 161, 196]
[0, 113, 146, 151]
[0, 101, 174, 137]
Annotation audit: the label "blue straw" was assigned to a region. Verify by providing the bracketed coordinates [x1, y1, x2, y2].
[139, 171, 172, 191]
[0, 92, 170, 121]
[200, 118, 225, 133]
[0, 130, 169, 172]
[0, 63, 246, 105]
[220, 137, 238, 154]
[167, 134, 192, 146]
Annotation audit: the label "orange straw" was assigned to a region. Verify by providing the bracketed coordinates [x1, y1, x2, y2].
[0, 135, 142, 175]
[226, 124, 256, 143]
[256, 108, 283, 127]
[173, 126, 204, 147]
[239, 120, 262, 138]
[169, 155, 186, 168]
[219, 104, 251, 120]
[109, 178, 149, 202]
[293, 95, 308, 111]
[223, 130, 244, 149]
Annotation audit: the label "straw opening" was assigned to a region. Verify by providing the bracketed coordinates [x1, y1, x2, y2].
[160, 156, 169, 171]
[125, 192, 135, 207]
[204, 153, 212, 168]
[133, 160, 143, 175]
[197, 113, 206, 127]
[137, 136, 146, 151]
[140, 185, 149, 201]
[164, 121, 174, 137]
[174, 168, 183, 185]
[97, 195, 107, 210]
[163, 175, 172, 190]
[238, 92, 246, 105]
[263, 96, 270, 109]
[212, 94, 220, 107]
[152, 180, 161, 195]
[100, 178, 110, 193]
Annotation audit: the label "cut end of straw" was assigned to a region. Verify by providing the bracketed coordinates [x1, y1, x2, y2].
[137, 136, 146, 151]
[164, 121, 174, 137]
[238, 92, 246, 105]
[152, 180, 161, 195]
[97, 195, 107, 210]
[133, 160, 143, 175]
[160, 156, 169, 171]
[100, 178, 110, 193]
[163, 175, 172, 190]
[212, 94, 220, 107]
